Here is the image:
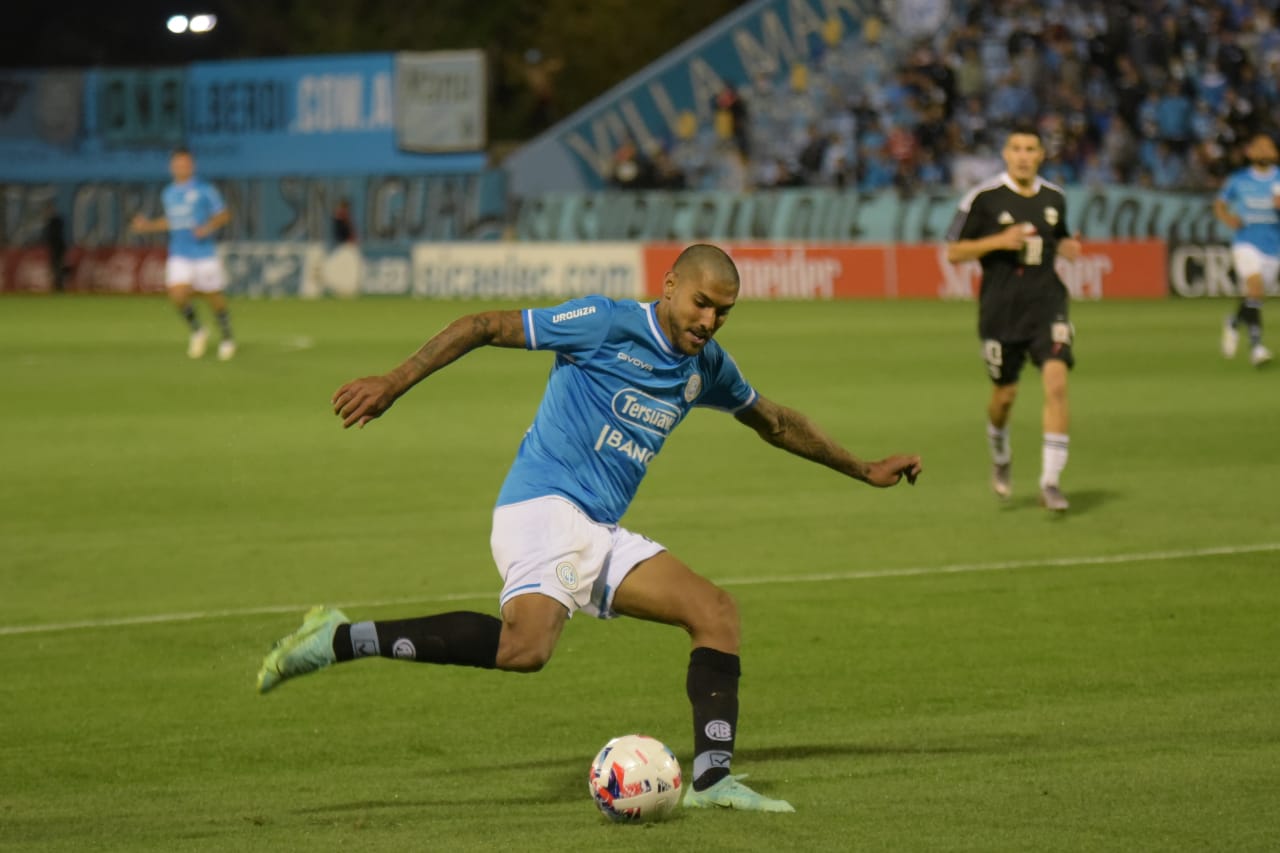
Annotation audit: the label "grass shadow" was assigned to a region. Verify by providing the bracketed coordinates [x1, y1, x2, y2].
[997, 488, 1120, 516]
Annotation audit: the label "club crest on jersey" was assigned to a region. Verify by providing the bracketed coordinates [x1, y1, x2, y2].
[997, 211, 1014, 225]
[612, 388, 679, 437]
[683, 374, 702, 403]
[1045, 207, 1059, 226]
[555, 562, 579, 590]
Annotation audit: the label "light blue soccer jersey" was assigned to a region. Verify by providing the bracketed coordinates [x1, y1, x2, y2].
[495, 296, 758, 525]
[161, 179, 225, 259]
[1218, 166, 1280, 255]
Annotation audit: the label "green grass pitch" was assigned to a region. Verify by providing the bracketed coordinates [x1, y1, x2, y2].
[2, 295, 1278, 852]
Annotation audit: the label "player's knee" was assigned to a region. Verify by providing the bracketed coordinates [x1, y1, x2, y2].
[1043, 371, 1068, 402]
[495, 632, 555, 673]
[488, 617, 555, 671]
[693, 585, 740, 648]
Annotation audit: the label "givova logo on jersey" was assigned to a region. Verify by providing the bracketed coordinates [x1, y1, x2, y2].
[611, 388, 679, 437]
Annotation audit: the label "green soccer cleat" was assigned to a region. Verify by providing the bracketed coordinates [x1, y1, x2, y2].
[256, 605, 348, 694]
[683, 774, 795, 813]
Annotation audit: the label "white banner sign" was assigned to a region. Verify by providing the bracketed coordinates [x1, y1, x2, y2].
[395, 50, 486, 153]
[410, 243, 643, 299]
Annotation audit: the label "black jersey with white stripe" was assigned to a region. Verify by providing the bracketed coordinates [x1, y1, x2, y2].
[947, 173, 1071, 341]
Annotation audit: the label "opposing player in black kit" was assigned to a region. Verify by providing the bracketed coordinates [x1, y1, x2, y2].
[945, 127, 1082, 512]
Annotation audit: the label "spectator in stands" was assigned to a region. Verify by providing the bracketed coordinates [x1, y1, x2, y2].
[42, 201, 67, 294]
[516, 49, 564, 134]
[1149, 141, 1189, 189]
[608, 141, 650, 190]
[663, 1, 1280, 193]
[1078, 150, 1114, 188]
[1155, 79, 1193, 147]
[796, 124, 828, 182]
[715, 84, 749, 157]
[651, 148, 688, 190]
[332, 198, 356, 245]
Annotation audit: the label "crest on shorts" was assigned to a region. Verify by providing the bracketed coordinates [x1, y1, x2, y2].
[1045, 207, 1059, 226]
[997, 211, 1014, 225]
[555, 562, 579, 590]
[684, 373, 702, 403]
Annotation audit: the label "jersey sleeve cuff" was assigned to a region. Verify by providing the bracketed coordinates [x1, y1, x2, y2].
[522, 309, 537, 349]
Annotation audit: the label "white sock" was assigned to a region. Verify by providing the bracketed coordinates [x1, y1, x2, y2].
[986, 422, 1011, 465]
[1040, 433, 1069, 488]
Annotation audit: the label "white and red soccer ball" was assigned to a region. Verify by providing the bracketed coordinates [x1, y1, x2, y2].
[588, 734, 682, 822]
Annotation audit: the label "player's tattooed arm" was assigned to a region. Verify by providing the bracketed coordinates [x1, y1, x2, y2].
[332, 310, 527, 429]
[735, 395, 922, 487]
[397, 310, 526, 385]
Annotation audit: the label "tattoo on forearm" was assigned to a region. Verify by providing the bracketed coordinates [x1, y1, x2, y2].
[408, 338, 445, 375]
[391, 311, 522, 393]
[769, 407, 866, 479]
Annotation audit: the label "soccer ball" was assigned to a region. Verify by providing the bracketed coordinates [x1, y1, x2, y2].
[588, 734, 683, 822]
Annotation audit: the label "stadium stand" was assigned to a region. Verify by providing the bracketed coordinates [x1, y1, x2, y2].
[606, 0, 1280, 193]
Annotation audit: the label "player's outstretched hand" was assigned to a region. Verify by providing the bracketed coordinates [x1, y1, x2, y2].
[865, 455, 923, 488]
[332, 376, 399, 429]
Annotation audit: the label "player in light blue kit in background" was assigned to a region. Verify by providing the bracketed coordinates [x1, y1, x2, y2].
[130, 148, 235, 360]
[255, 244, 923, 813]
[1214, 133, 1279, 368]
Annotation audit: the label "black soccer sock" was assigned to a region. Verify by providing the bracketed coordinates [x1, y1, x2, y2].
[687, 647, 741, 791]
[332, 611, 501, 668]
[178, 304, 200, 331]
[1236, 299, 1261, 328]
[215, 309, 234, 341]
[1241, 299, 1264, 346]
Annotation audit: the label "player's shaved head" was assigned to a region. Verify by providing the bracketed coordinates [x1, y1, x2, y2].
[672, 243, 739, 288]
[658, 243, 740, 355]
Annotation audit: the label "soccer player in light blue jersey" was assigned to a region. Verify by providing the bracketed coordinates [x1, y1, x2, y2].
[130, 148, 236, 360]
[256, 244, 923, 813]
[1214, 133, 1278, 367]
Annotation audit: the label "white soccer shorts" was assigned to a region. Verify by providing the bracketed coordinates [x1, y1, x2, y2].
[166, 256, 226, 293]
[1231, 243, 1279, 286]
[490, 496, 665, 619]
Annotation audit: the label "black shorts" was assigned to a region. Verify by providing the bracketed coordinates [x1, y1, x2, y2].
[981, 322, 1075, 386]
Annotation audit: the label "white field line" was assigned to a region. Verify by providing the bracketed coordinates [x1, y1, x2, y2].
[2, 542, 1277, 638]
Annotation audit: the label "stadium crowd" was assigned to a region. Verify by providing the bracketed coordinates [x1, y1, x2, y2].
[608, 0, 1280, 193]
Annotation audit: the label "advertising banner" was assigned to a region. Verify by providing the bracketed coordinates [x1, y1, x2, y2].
[0, 246, 166, 294]
[516, 187, 1222, 245]
[97, 68, 186, 148]
[395, 51, 486, 153]
[0, 247, 55, 293]
[894, 239, 1168, 300]
[220, 242, 327, 298]
[641, 243, 890, 299]
[644, 239, 1167, 301]
[185, 54, 485, 177]
[0, 70, 83, 145]
[0, 58, 487, 181]
[0, 171, 507, 249]
[1167, 242, 1280, 298]
[410, 243, 643, 300]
